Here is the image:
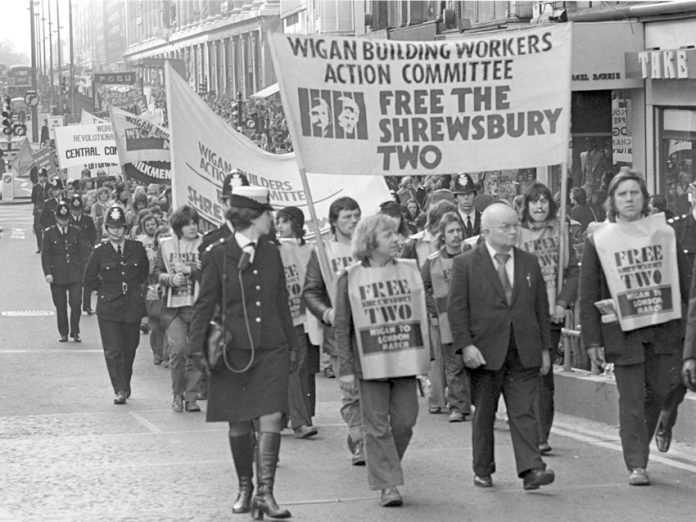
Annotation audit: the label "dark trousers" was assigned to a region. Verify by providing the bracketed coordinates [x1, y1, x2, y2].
[302, 339, 320, 418]
[467, 338, 544, 477]
[82, 285, 92, 311]
[442, 342, 471, 414]
[358, 377, 418, 490]
[98, 318, 140, 395]
[613, 345, 682, 470]
[289, 326, 311, 428]
[537, 325, 561, 444]
[657, 384, 688, 433]
[33, 216, 43, 250]
[50, 282, 82, 337]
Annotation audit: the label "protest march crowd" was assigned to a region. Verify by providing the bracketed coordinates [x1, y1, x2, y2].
[25, 27, 696, 519]
[31, 153, 696, 514]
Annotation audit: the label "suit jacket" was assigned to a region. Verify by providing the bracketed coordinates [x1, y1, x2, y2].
[71, 214, 98, 252]
[448, 244, 552, 371]
[83, 240, 149, 322]
[189, 236, 299, 357]
[459, 210, 481, 239]
[31, 183, 49, 215]
[580, 235, 689, 365]
[40, 198, 63, 229]
[41, 224, 87, 284]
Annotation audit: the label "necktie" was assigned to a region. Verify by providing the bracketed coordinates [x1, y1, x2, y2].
[494, 253, 512, 305]
[466, 216, 473, 236]
[117, 245, 123, 259]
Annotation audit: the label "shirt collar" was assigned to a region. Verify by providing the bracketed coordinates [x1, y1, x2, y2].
[485, 241, 514, 264]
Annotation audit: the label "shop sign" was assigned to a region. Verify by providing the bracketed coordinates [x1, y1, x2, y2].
[626, 49, 696, 80]
[612, 97, 632, 163]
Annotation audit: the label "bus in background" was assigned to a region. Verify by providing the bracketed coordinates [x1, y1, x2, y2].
[7, 65, 32, 99]
[0, 64, 8, 89]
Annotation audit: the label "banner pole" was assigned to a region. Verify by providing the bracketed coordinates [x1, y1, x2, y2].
[557, 161, 568, 297]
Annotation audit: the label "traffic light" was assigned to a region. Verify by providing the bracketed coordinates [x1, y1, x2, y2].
[2, 96, 12, 136]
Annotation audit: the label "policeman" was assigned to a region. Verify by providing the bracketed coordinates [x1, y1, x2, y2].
[69, 195, 98, 315]
[41, 200, 86, 342]
[198, 170, 249, 256]
[451, 173, 481, 239]
[84, 206, 149, 405]
[40, 178, 65, 230]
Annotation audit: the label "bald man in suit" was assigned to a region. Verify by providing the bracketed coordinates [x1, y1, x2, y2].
[448, 203, 555, 491]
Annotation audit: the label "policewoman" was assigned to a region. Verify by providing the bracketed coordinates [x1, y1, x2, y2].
[334, 213, 429, 508]
[41, 200, 87, 342]
[83, 206, 149, 405]
[189, 186, 299, 519]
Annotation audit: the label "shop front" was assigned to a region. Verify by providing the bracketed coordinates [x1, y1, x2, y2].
[627, 18, 696, 216]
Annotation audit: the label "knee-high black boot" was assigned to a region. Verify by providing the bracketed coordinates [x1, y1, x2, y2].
[251, 432, 291, 520]
[228, 433, 255, 513]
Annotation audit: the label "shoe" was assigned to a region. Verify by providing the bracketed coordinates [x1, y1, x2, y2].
[324, 366, 335, 379]
[84, 309, 94, 315]
[522, 468, 555, 490]
[628, 467, 650, 486]
[428, 406, 442, 414]
[113, 391, 127, 405]
[351, 439, 366, 466]
[196, 391, 207, 400]
[36, 249, 41, 254]
[380, 487, 403, 507]
[448, 411, 466, 422]
[539, 442, 552, 455]
[250, 432, 291, 520]
[474, 475, 493, 488]
[171, 395, 184, 413]
[655, 425, 672, 453]
[71, 333, 81, 343]
[294, 425, 318, 439]
[185, 399, 201, 412]
[125, 389, 131, 399]
[58, 335, 68, 343]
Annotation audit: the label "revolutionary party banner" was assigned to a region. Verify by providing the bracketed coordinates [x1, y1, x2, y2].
[593, 214, 682, 332]
[110, 106, 171, 184]
[53, 123, 119, 170]
[165, 62, 391, 229]
[268, 25, 572, 175]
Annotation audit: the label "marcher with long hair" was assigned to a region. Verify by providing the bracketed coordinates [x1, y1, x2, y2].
[580, 169, 689, 486]
[189, 187, 299, 518]
[421, 212, 472, 423]
[276, 206, 318, 439]
[156, 205, 204, 413]
[518, 182, 579, 455]
[335, 214, 427, 508]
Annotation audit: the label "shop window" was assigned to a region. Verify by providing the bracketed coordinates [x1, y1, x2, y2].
[660, 108, 696, 216]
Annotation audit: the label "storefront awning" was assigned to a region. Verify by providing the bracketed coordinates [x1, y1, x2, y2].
[250, 83, 279, 100]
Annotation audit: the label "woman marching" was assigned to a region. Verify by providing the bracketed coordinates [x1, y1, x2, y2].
[334, 214, 430, 508]
[190, 187, 298, 519]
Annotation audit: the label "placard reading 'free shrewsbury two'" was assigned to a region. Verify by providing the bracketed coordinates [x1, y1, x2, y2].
[268, 24, 572, 176]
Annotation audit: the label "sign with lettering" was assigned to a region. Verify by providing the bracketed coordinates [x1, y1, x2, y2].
[593, 214, 682, 332]
[269, 25, 572, 175]
[346, 259, 430, 379]
[612, 96, 632, 163]
[625, 48, 696, 80]
[53, 123, 119, 169]
[165, 62, 391, 230]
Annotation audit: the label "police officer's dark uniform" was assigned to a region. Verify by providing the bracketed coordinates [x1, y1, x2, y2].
[198, 171, 249, 257]
[41, 200, 87, 342]
[31, 170, 50, 253]
[451, 173, 481, 239]
[40, 179, 65, 230]
[69, 195, 98, 314]
[654, 211, 696, 452]
[83, 206, 149, 405]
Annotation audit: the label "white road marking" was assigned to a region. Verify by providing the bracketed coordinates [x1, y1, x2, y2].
[129, 412, 163, 434]
[553, 422, 696, 474]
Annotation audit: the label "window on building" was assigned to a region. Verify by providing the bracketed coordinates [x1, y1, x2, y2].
[659, 108, 696, 215]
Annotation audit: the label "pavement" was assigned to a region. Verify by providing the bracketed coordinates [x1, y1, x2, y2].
[2, 202, 696, 522]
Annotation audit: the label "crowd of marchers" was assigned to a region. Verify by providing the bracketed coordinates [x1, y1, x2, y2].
[31, 162, 696, 517]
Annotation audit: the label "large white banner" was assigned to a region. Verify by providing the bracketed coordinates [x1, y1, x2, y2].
[165, 62, 391, 229]
[54, 123, 119, 170]
[268, 25, 572, 176]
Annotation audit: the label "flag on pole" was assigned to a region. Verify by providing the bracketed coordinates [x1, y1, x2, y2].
[11, 138, 34, 177]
